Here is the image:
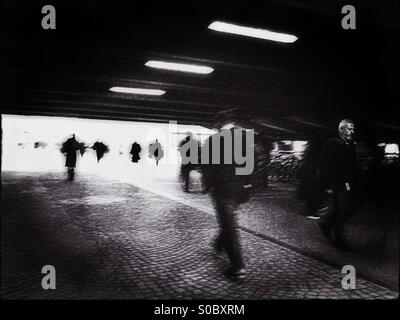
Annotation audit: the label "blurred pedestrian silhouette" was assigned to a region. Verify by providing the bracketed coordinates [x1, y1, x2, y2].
[202, 108, 255, 280]
[296, 139, 325, 219]
[178, 133, 200, 192]
[149, 139, 164, 166]
[130, 141, 142, 163]
[61, 134, 82, 181]
[91, 141, 109, 162]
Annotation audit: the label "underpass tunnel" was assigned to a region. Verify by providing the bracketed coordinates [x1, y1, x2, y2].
[1, 0, 399, 300]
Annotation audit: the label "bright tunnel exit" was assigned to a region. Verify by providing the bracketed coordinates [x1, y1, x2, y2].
[1, 114, 216, 189]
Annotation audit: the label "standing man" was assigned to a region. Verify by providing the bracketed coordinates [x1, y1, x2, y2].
[318, 119, 356, 251]
[202, 108, 254, 279]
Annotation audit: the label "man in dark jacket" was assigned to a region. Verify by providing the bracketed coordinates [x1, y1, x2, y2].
[318, 119, 356, 250]
[202, 108, 254, 279]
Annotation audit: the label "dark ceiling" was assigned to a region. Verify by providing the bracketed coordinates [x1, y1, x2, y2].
[1, 0, 399, 141]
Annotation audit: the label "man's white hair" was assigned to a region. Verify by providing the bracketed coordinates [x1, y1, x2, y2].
[338, 119, 354, 130]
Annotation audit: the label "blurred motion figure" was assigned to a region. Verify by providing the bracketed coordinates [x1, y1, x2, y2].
[202, 108, 255, 279]
[61, 134, 82, 181]
[92, 141, 109, 162]
[178, 132, 200, 192]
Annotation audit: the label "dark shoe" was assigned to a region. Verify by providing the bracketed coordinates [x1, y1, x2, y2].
[320, 227, 342, 249]
[334, 228, 352, 251]
[225, 267, 246, 279]
[321, 229, 352, 251]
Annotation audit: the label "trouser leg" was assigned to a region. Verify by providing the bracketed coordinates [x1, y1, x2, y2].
[221, 213, 244, 269]
[334, 190, 352, 246]
[213, 207, 224, 252]
[318, 193, 336, 235]
[214, 197, 243, 269]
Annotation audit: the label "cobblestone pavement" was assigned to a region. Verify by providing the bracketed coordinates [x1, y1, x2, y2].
[1, 172, 398, 299]
[143, 172, 399, 290]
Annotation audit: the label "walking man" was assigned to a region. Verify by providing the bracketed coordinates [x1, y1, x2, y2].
[318, 119, 356, 251]
[202, 108, 255, 279]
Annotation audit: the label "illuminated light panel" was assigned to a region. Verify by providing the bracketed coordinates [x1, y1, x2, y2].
[208, 21, 298, 43]
[109, 87, 165, 96]
[145, 60, 214, 74]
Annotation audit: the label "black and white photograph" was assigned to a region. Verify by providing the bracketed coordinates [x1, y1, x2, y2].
[1, 0, 399, 305]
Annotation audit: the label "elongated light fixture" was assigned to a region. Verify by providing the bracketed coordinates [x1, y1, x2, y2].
[208, 21, 298, 43]
[145, 60, 214, 74]
[109, 87, 165, 96]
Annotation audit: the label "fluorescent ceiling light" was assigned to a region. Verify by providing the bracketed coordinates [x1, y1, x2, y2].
[145, 60, 214, 74]
[109, 87, 165, 96]
[208, 21, 298, 43]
